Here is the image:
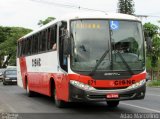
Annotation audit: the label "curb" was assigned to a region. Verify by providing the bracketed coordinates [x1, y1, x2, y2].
[147, 86, 160, 88]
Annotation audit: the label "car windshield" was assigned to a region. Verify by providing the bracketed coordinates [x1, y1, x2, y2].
[5, 70, 17, 75]
[70, 19, 145, 74]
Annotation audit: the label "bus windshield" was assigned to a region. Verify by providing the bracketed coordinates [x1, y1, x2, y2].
[70, 20, 145, 74]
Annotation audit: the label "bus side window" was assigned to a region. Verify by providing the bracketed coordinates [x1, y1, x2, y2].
[18, 41, 20, 57]
[35, 35, 38, 53]
[37, 32, 40, 53]
[25, 39, 28, 55]
[34, 35, 37, 54]
[28, 38, 31, 55]
[31, 36, 35, 54]
[17, 42, 19, 57]
[50, 25, 57, 50]
[22, 40, 25, 56]
[42, 31, 47, 52]
[39, 32, 43, 52]
[18, 41, 22, 57]
[47, 28, 51, 50]
[27, 38, 31, 55]
[21, 40, 23, 56]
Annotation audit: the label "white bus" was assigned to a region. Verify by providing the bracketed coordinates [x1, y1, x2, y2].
[17, 12, 147, 108]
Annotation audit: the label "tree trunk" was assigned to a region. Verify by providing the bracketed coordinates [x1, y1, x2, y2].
[0, 56, 2, 68]
[151, 68, 153, 80]
[157, 60, 160, 80]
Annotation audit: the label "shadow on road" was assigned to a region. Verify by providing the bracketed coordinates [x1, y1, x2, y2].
[0, 84, 137, 114]
[23, 92, 134, 114]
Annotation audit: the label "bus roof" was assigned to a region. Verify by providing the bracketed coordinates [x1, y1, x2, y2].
[19, 12, 140, 40]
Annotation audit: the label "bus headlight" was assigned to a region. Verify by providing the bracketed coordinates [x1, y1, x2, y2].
[127, 79, 146, 89]
[70, 80, 95, 91]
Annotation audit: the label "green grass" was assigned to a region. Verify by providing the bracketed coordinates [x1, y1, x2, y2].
[147, 80, 160, 87]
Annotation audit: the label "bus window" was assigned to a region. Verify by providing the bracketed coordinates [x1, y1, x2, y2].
[47, 28, 51, 50]
[31, 36, 35, 54]
[35, 35, 38, 53]
[45, 29, 48, 51]
[42, 31, 47, 51]
[20, 41, 22, 56]
[39, 32, 43, 52]
[28, 38, 31, 55]
[17, 41, 21, 57]
[22, 40, 25, 56]
[25, 39, 28, 55]
[50, 25, 57, 50]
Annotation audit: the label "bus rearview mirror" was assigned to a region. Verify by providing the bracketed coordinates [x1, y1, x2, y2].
[63, 37, 71, 56]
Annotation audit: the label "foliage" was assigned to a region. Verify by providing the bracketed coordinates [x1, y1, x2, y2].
[147, 80, 160, 87]
[150, 36, 160, 67]
[143, 22, 159, 38]
[143, 23, 160, 68]
[0, 26, 32, 67]
[146, 57, 152, 69]
[38, 17, 55, 27]
[117, 0, 135, 15]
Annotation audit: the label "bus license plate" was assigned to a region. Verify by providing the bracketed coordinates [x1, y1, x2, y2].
[106, 93, 119, 99]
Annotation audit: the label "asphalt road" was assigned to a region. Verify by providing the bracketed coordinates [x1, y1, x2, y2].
[0, 82, 160, 119]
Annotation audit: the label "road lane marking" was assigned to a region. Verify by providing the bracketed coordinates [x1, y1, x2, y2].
[121, 103, 160, 113]
[1, 102, 17, 113]
[146, 94, 160, 97]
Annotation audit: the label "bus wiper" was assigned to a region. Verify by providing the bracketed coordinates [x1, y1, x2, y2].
[116, 51, 134, 75]
[89, 49, 110, 76]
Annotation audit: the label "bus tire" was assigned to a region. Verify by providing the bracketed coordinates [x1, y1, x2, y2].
[26, 82, 34, 97]
[54, 88, 66, 108]
[106, 101, 119, 107]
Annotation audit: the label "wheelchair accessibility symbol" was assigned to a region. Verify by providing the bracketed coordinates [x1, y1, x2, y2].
[110, 21, 119, 30]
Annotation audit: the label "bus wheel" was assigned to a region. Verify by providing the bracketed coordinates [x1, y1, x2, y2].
[26, 82, 34, 97]
[54, 88, 66, 108]
[106, 101, 119, 107]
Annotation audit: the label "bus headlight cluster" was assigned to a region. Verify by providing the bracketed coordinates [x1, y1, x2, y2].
[70, 80, 95, 91]
[127, 79, 146, 89]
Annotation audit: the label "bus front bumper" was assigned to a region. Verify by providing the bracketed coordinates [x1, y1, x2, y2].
[69, 82, 146, 102]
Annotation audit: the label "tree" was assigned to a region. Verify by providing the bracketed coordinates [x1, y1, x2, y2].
[117, 0, 135, 15]
[38, 17, 55, 27]
[143, 22, 160, 79]
[143, 22, 159, 38]
[0, 26, 32, 67]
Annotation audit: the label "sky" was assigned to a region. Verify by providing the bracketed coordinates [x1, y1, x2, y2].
[0, 0, 160, 30]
